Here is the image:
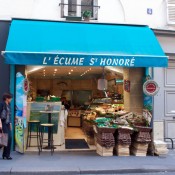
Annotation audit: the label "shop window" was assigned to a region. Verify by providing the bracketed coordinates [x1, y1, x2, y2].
[60, 0, 99, 20]
[167, 0, 175, 24]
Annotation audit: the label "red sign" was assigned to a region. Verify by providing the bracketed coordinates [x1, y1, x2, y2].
[143, 80, 159, 96]
[124, 80, 130, 92]
[23, 78, 29, 94]
[146, 83, 157, 93]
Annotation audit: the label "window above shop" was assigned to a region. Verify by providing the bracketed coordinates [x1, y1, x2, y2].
[59, 0, 100, 20]
[167, 0, 175, 24]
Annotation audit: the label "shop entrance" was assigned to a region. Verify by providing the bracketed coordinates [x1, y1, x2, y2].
[17, 65, 127, 152]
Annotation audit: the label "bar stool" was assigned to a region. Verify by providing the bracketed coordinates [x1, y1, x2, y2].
[40, 123, 55, 155]
[26, 120, 41, 152]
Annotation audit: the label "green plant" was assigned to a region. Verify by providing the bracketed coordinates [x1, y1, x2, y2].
[82, 10, 92, 18]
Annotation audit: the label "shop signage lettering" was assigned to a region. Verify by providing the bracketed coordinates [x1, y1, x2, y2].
[43, 56, 135, 66]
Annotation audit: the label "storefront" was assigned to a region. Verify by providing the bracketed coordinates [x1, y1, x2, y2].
[1, 19, 168, 156]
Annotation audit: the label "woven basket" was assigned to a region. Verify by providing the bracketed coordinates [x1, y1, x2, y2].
[96, 126, 116, 134]
[134, 126, 152, 132]
[117, 128, 133, 134]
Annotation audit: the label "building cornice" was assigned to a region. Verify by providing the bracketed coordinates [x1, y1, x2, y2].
[153, 28, 175, 36]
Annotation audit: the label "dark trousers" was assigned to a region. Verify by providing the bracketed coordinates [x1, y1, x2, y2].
[2, 123, 11, 157]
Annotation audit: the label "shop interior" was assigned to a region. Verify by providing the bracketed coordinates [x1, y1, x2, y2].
[25, 66, 125, 151]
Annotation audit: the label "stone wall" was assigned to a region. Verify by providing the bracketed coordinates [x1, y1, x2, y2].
[123, 68, 144, 113]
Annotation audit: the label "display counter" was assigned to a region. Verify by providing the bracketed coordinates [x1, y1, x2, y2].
[27, 102, 65, 146]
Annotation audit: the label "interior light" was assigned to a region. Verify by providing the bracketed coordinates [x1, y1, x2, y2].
[71, 69, 73, 72]
[68, 72, 71, 75]
[54, 69, 57, 71]
[43, 69, 45, 72]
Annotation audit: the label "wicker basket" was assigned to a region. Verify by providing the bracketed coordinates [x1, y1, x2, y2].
[96, 126, 116, 134]
[134, 126, 152, 132]
[117, 128, 133, 134]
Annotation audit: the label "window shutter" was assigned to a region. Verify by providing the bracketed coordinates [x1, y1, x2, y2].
[93, 0, 98, 20]
[167, 0, 175, 24]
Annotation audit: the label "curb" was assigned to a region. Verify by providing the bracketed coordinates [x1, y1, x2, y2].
[2, 168, 175, 175]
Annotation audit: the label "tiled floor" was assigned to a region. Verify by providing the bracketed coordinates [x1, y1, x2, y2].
[65, 127, 86, 139]
[26, 127, 96, 152]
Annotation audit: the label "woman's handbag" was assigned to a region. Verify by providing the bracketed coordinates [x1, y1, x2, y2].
[0, 106, 7, 120]
[0, 129, 8, 147]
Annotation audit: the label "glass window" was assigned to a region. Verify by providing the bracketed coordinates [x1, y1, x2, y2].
[61, 0, 98, 19]
[68, 0, 77, 16]
[81, 0, 93, 16]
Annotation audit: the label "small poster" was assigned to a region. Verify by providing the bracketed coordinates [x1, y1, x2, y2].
[124, 80, 130, 92]
[15, 72, 27, 153]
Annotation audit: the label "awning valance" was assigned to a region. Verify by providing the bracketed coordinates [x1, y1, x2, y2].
[2, 19, 168, 67]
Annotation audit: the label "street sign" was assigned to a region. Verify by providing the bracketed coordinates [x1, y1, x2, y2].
[143, 80, 159, 96]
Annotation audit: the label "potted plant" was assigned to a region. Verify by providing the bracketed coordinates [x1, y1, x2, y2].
[82, 10, 92, 21]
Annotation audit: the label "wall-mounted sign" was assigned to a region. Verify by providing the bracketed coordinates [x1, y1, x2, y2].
[116, 79, 124, 84]
[143, 80, 159, 96]
[124, 80, 130, 92]
[23, 78, 30, 94]
[4, 52, 168, 67]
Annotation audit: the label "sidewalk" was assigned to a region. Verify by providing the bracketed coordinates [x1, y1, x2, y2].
[1, 150, 175, 175]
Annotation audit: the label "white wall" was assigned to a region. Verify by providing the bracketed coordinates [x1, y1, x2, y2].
[153, 67, 165, 120]
[0, 0, 173, 30]
[98, 0, 167, 28]
[157, 36, 175, 53]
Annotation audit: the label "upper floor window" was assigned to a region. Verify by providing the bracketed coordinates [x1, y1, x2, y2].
[60, 0, 99, 20]
[167, 0, 175, 24]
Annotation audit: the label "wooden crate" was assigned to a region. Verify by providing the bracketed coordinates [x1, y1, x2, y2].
[87, 136, 95, 145]
[96, 143, 113, 156]
[115, 144, 130, 156]
[131, 143, 149, 156]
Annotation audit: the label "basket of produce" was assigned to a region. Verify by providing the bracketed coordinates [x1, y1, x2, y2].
[96, 124, 117, 134]
[94, 117, 117, 134]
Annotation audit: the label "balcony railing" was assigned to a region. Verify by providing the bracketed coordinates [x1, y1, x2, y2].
[59, 3, 100, 20]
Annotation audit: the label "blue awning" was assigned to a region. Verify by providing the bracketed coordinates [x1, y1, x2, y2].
[2, 19, 168, 67]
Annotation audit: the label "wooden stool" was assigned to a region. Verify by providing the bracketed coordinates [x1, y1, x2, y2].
[26, 120, 41, 152]
[40, 123, 55, 155]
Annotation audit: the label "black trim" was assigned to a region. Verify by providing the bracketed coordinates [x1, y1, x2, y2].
[11, 18, 148, 27]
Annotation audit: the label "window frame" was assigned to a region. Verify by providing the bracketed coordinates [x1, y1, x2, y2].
[60, 0, 99, 20]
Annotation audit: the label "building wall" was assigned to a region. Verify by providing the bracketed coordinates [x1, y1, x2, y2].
[0, 20, 10, 98]
[0, 0, 173, 30]
[123, 68, 144, 113]
[153, 33, 175, 144]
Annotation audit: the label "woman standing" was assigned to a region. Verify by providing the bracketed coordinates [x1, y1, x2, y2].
[0, 93, 13, 160]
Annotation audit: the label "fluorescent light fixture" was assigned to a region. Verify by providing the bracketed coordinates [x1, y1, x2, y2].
[105, 66, 123, 74]
[26, 66, 45, 74]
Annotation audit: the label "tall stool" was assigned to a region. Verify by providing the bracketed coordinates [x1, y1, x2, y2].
[26, 120, 41, 152]
[40, 123, 55, 155]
